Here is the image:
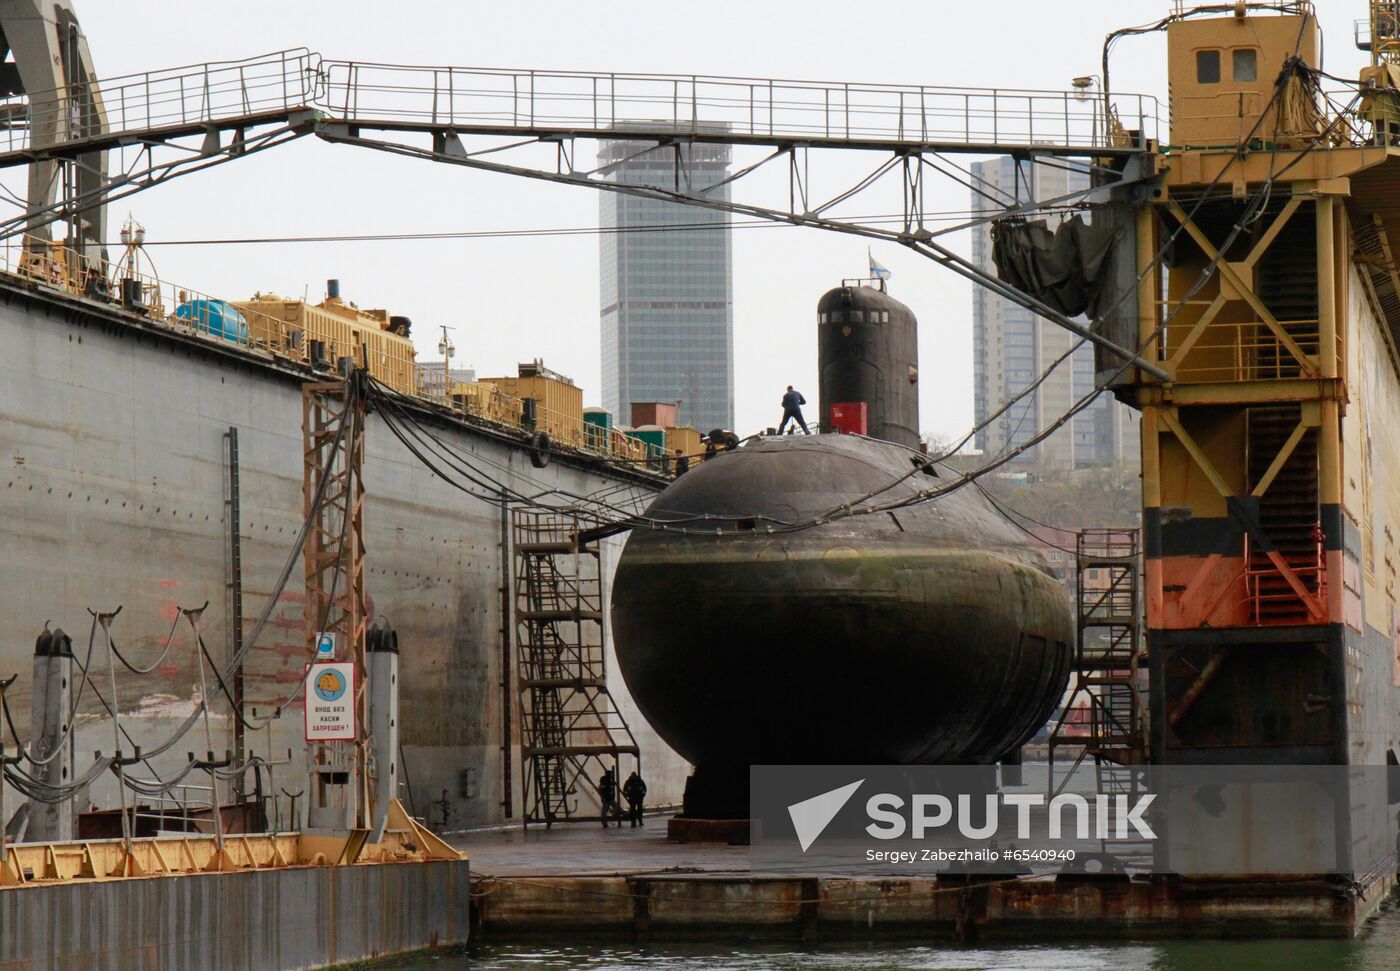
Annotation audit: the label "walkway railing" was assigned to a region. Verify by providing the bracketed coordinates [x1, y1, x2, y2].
[0, 49, 323, 154]
[0, 48, 1160, 157]
[319, 60, 1160, 150]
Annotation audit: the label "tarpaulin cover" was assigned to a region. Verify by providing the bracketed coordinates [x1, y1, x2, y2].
[990, 215, 1120, 319]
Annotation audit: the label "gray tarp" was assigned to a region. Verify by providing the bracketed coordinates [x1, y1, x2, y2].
[990, 214, 1121, 319]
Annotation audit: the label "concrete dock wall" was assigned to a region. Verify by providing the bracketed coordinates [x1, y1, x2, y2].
[0, 278, 688, 828]
[0, 859, 471, 969]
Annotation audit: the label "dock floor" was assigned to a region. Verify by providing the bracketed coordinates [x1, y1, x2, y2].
[454, 818, 1395, 942]
[453, 818, 746, 877]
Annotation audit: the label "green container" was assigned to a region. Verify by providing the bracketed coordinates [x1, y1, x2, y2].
[628, 425, 667, 467]
[584, 407, 612, 451]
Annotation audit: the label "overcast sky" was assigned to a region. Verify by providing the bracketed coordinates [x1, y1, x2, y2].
[44, 1, 1370, 439]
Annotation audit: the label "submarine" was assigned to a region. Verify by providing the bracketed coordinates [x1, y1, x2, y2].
[611, 281, 1074, 818]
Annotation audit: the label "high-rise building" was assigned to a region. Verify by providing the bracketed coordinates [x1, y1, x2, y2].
[599, 136, 733, 432]
[970, 157, 1139, 473]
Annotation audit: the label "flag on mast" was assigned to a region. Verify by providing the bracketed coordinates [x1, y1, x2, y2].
[869, 248, 892, 282]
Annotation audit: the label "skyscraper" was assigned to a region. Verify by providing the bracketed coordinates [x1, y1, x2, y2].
[969, 157, 1139, 472]
[598, 136, 733, 431]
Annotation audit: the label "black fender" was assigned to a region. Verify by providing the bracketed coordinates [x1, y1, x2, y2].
[529, 431, 551, 468]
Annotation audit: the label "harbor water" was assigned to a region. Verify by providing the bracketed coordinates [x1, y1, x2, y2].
[376, 896, 1400, 969]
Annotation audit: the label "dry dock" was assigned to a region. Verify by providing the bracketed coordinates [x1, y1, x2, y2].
[461, 823, 1395, 941]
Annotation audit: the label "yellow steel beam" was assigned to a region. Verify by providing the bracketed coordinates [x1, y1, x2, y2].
[1161, 146, 1389, 190]
[1317, 196, 1344, 507]
[1241, 196, 1304, 269]
[1250, 419, 1309, 497]
[1148, 376, 1347, 406]
[1158, 409, 1234, 499]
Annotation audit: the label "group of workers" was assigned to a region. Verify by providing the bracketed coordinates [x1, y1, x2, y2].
[596, 768, 648, 827]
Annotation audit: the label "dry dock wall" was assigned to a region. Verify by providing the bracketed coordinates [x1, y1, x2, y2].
[0, 859, 471, 969]
[0, 278, 690, 827]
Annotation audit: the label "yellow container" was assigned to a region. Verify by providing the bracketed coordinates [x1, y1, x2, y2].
[665, 426, 704, 462]
[483, 374, 586, 449]
[233, 293, 416, 395]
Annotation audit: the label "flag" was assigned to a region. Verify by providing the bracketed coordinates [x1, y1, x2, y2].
[869, 249, 892, 282]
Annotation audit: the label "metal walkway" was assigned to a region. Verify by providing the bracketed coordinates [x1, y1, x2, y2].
[0, 48, 1158, 165]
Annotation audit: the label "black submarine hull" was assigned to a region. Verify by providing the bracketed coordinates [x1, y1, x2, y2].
[611, 434, 1074, 816]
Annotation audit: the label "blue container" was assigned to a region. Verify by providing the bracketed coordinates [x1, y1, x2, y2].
[176, 299, 248, 343]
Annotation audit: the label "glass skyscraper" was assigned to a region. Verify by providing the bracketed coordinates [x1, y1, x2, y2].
[969, 156, 1139, 472]
[598, 136, 733, 432]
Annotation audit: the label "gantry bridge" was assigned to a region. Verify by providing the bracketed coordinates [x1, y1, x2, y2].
[0, 48, 1156, 165]
[0, 48, 1166, 375]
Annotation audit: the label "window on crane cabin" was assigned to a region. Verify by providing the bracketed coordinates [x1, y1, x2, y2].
[1232, 49, 1258, 83]
[1196, 49, 1221, 84]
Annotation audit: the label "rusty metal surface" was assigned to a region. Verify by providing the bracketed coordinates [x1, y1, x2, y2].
[0, 858, 470, 969]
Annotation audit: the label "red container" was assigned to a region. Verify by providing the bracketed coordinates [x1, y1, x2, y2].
[828, 401, 868, 435]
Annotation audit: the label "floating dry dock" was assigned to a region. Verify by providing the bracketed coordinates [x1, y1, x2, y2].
[463, 826, 1393, 941]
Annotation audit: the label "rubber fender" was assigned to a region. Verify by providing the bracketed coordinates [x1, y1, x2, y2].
[529, 431, 552, 469]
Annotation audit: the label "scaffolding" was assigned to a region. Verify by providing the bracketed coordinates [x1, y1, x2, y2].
[511, 510, 638, 826]
[1048, 528, 1147, 791]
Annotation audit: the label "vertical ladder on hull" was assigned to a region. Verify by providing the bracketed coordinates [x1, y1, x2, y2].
[1048, 528, 1147, 789]
[512, 510, 639, 826]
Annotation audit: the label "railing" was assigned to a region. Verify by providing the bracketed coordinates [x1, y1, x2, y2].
[2, 237, 293, 357]
[321, 61, 1161, 150]
[1162, 314, 1325, 383]
[0, 49, 323, 154]
[0, 48, 1163, 159]
[1244, 529, 1326, 625]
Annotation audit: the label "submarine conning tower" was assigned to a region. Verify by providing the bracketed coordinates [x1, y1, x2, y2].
[816, 283, 919, 448]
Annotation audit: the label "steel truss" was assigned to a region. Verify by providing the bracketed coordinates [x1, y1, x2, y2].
[302, 374, 369, 829]
[313, 123, 1165, 378]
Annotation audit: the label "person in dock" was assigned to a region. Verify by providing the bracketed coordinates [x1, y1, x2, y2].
[778, 385, 810, 435]
[672, 448, 689, 477]
[623, 771, 648, 827]
[597, 770, 619, 828]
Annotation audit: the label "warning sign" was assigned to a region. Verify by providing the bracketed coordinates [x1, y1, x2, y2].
[304, 662, 355, 741]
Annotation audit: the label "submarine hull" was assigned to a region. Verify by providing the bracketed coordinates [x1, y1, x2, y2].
[611, 435, 1074, 816]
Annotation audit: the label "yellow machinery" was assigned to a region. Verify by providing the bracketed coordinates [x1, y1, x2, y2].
[235, 287, 415, 393]
[482, 362, 587, 449]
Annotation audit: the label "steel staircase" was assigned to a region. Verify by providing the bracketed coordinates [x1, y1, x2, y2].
[1049, 529, 1147, 786]
[1246, 404, 1322, 624]
[512, 510, 639, 826]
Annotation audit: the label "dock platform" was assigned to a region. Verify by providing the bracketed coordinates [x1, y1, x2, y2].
[459, 821, 1395, 941]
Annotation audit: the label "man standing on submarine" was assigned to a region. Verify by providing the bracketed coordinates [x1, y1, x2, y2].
[778, 385, 810, 434]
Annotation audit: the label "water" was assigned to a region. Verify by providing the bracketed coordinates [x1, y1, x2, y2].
[376, 896, 1400, 970]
